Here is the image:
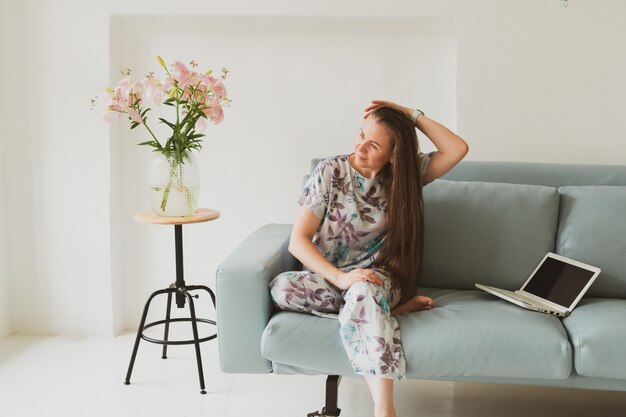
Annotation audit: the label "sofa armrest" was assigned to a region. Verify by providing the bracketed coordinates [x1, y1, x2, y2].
[216, 223, 297, 373]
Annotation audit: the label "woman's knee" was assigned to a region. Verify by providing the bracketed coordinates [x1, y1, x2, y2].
[344, 279, 393, 313]
[270, 271, 294, 287]
[345, 281, 378, 299]
[269, 271, 297, 299]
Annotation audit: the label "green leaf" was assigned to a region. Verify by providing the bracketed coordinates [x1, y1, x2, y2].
[141, 139, 159, 146]
[180, 112, 191, 126]
[137, 141, 162, 150]
[130, 122, 140, 130]
[158, 118, 176, 129]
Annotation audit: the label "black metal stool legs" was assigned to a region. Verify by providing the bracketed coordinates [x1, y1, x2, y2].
[186, 290, 207, 394]
[124, 287, 173, 385]
[161, 289, 174, 359]
[187, 285, 216, 308]
[124, 285, 216, 394]
[186, 282, 217, 393]
[125, 223, 217, 394]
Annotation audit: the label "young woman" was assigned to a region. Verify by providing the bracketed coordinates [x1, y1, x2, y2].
[270, 99, 469, 417]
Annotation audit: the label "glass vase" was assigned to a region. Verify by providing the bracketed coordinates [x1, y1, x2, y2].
[147, 151, 200, 216]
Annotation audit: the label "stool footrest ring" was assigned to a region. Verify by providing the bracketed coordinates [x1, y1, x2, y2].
[140, 318, 217, 345]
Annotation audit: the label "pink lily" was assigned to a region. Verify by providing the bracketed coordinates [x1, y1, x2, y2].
[127, 108, 143, 124]
[172, 60, 201, 89]
[107, 101, 124, 113]
[131, 81, 143, 102]
[204, 74, 218, 84]
[212, 80, 227, 101]
[203, 106, 224, 124]
[143, 76, 164, 107]
[114, 85, 131, 106]
[195, 116, 207, 133]
[200, 75, 227, 105]
[162, 75, 176, 92]
[103, 107, 123, 122]
[172, 60, 190, 79]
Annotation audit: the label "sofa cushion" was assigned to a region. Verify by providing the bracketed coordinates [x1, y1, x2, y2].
[421, 180, 560, 290]
[562, 299, 626, 379]
[262, 312, 355, 376]
[400, 288, 572, 380]
[261, 288, 572, 380]
[556, 186, 626, 298]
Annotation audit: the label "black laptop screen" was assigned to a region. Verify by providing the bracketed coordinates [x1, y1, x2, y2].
[522, 256, 596, 307]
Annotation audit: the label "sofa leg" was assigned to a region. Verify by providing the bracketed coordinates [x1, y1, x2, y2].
[307, 375, 341, 417]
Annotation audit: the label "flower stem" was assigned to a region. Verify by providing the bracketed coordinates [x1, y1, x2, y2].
[176, 88, 180, 128]
[160, 164, 175, 212]
[142, 121, 162, 147]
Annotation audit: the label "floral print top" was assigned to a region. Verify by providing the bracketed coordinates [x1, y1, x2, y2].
[298, 153, 433, 272]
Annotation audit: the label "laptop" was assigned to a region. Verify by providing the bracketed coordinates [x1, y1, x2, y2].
[475, 252, 601, 317]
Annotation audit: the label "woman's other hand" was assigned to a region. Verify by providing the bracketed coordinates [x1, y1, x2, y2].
[333, 268, 383, 291]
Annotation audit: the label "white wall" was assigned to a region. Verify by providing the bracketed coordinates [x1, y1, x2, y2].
[2, 0, 115, 336]
[458, 0, 626, 162]
[2, 0, 625, 336]
[0, 151, 9, 336]
[0, 148, 8, 336]
[0, 4, 8, 337]
[0, 0, 30, 337]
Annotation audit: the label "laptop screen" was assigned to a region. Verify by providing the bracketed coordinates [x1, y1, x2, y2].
[522, 256, 597, 308]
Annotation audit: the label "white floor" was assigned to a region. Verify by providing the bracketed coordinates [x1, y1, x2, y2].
[1, 332, 625, 417]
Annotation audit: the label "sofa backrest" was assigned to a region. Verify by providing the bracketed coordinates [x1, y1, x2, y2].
[425, 161, 626, 297]
[555, 186, 626, 298]
[440, 161, 626, 187]
[421, 179, 560, 290]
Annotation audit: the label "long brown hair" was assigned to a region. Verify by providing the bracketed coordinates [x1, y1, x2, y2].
[372, 106, 425, 303]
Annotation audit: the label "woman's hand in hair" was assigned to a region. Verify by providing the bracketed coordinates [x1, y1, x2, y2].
[366, 99, 470, 183]
[332, 269, 383, 291]
[364, 100, 412, 119]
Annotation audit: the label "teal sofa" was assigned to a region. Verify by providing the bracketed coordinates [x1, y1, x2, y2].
[216, 161, 626, 396]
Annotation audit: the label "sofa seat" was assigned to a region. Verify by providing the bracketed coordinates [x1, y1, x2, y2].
[261, 288, 573, 380]
[562, 298, 626, 380]
[401, 288, 571, 379]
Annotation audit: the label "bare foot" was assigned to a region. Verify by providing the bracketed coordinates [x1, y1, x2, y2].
[391, 295, 435, 315]
[412, 295, 435, 311]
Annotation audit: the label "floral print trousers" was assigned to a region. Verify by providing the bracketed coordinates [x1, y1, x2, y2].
[269, 269, 406, 380]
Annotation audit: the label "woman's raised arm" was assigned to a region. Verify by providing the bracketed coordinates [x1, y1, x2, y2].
[364, 99, 469, 183]
[415, 115, 469, 183]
